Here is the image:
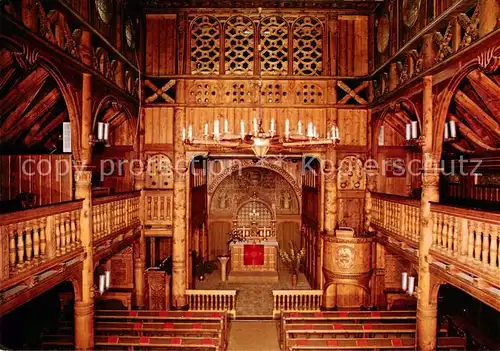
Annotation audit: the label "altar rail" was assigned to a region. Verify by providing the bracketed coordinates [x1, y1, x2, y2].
[371, 193, 421, 245]
[92, 192, 141, 242]
[430, 203, 500, 285]
[0, 200, 83, 287]
[272, 290, 323, 318]
[185, 289, 237, 318]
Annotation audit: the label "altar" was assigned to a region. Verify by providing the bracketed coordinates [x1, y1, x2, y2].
[228, 241, 279, 283]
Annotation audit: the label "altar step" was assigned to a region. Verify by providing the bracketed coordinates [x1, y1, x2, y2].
[228, 271, 279, 283]
[234, 315, 274, 321]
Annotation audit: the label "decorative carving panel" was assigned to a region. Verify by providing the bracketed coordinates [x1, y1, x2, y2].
[338, 156, 366, 190]
[225, 16, 254, 75]
[296, 83, 324, 104]
[260, 16, 288, 76]
[261, 83, 287, 103]
[292, 17, 323, 76]
[145, 154, 174, 189]
[191, 16, 220, 75]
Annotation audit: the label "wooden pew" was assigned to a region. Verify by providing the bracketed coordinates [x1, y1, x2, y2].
[94, 321, 224, 339]
[94, 335, 223, 350]
[280, 310, 416, 343]
[286, 336, 467, 350]
[283, 323, 416, 350]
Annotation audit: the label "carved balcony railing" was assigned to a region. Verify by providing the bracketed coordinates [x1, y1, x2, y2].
[2, 0, 139, 99]
[430, 203, 500, 286]
[272, 290, 323, 318]
[0, 200, 84, 289]
[371, 193, 421, 245]
[185, 289, 237, 318]
[92, 191, 141, 244]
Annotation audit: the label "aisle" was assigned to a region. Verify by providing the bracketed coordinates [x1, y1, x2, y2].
[194, 269, 310, 316]
[227, 321, 280, 351]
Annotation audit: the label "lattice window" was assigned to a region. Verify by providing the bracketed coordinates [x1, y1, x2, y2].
[260, 16, 288, 75]
[191, 16, 221, 75]
[293, 17, 323, 76]
[237, 201, 272, 227]
[225, 16, 254, 75]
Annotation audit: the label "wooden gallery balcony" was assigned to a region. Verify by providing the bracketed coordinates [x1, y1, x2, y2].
[0, 191, 141, 314]
[371, 192, 500, 310]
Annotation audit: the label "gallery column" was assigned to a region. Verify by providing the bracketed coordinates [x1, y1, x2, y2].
[74, 30, 94, 350]
[172, 102, 188, 309]
[417, 75, 440, 351]
[322, 105, 338, 308]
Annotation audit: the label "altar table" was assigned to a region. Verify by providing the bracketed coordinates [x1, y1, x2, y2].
[228, 241, 279, 282]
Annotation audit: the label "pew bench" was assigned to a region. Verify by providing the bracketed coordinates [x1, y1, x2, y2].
[94, 321, 224, 339]
[286, 336, 466, 350]
[94, 335, 223, 350]
[283, 323, 416, 349]
[280, 311, 416, 343]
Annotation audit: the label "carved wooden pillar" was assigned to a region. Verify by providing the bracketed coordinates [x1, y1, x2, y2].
[388, 63, 398, 91]
[324, 147, 338, 235]
[479, 0, 499, 38]
[421, 34, 436, 71]
[22, 0, 38, 32]
[202, 222, 209, 261]
[172, 101, 188, 309]
[417, 75, 439, 351]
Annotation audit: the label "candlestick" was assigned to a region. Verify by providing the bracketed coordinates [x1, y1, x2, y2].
[253, 117, 258, 135]
[298, 121, 303, 135]
[405, 123, 411, 141]
[204, 122, 209, 137]
[449, 120, 457, 138]
[97, 122, 104, 140]
[105, 271, 111, 289]
[188, 125, 193, 141]
[401, 272, 408, 291]
[411, 121, 418, 139]
[444, 122, 449, 139]
[103, 123, 109, 141]
[182, 127, 186, 141]
[285, 119, 290, 138]
[224, 119, 229, 134]
[99, 274, 105, 295]
[240, 119, 245, 139]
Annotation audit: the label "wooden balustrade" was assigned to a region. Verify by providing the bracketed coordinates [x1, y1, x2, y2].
[430, 203, 500, 284]
[185, 289, 237, 318]
[272, 290, 323, 318]
[92, 192, 141, 242]
[371, 193, 420, 245]
[0, 200, 83, 285]
[144, 190, 173, 226]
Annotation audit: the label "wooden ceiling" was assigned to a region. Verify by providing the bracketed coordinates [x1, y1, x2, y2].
[140, 0, 382, 10]
[445, 69, 500, 156]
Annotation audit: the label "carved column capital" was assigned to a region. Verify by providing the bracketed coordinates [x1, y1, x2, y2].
[74, 170, 92, 187]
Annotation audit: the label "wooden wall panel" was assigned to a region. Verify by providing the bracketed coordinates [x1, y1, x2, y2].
[109, 246, 134, 289]
[337, 109, 367, 146]
[337, 16, 369, 76]
[0, 155, 72, 206]
[144, 107, 174, 145]
[146, 15, 178, 76]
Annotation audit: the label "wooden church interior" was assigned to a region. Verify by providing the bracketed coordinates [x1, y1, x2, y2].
[0, 0, 499, 349]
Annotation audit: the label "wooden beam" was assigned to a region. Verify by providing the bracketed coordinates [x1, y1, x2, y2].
[24, 111, 67, 147]
[0, 67, 17, 92]
[454, 105, 496, 145]
[1, 77, 46, 132]
[0, 49, 14, 68]
[455, 89, 500, 139]
[466, 69, 500, 122]
[0, 67, 49, 116]
[0, 88, 61, 143]
[449, 114, 500, 151]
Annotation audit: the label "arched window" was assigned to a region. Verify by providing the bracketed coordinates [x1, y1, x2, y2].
[260, 16, 288, 75]
[225, 16, 254, 75]
[190, 16, 220, 75]
[293, 17, 323, 76]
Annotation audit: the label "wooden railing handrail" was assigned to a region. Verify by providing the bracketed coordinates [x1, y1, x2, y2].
[371, 192, 420, 207]
[430, 202, 500, 224]
[93, 191, 141, 206]
[186, 289, 236, 296]
[0, 200, 83, 226]
[273, 290, 323, 296]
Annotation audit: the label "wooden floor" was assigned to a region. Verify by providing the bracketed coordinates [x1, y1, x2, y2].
[228, 321, 280, 351]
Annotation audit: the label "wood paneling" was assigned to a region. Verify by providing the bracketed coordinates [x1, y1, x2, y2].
[144, 107, 174, 145]
[337, 16, 369, 76]
[0, 154, 72, 206]
[146, 15, 178, 76]
[338, 109, 368, 146]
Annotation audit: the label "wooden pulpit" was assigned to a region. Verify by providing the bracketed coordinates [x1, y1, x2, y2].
[145, 268, 171, 310]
